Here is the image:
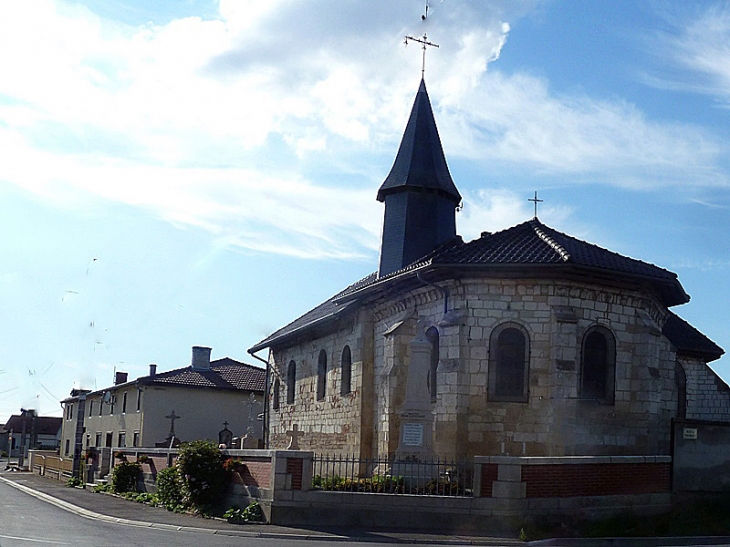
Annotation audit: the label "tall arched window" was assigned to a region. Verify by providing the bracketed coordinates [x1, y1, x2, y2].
[272, 378, 280, 410]
[317, 350, 327, 401]
[340, 345, 352, 395]
[488, 323, 529, 402]
[426, 326, 439, 403]
[286, 360, 296, 405]
[580, 326, 616, 403]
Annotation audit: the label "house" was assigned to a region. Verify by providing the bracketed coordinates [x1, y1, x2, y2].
[249, 79, 728, 461]
[59, 346, 266, 459]
[2, 410, 62, 458]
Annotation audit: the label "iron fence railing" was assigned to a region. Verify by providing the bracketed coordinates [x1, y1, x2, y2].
[312, 454, 473, 497]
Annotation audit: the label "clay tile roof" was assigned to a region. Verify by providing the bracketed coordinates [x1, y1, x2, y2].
[249, 219, 691, 352]
[662, 312, 724, 362]
[146, 358, 265, 392]
[3, 415, 62, 436]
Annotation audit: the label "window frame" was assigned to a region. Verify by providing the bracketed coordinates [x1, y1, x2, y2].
[426, 327, 439, 403]
[579, 325, 616, 404]
[488, 322, 530, 403]
[286, 360, 296, 405]
[316, 350, 327, 401]
[340, 345, 352, 396]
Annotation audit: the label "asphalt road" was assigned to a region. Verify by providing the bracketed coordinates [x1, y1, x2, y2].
[0, 478, 483, 547]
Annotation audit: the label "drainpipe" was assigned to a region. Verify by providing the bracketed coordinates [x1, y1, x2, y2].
[248, 348, 271, 449]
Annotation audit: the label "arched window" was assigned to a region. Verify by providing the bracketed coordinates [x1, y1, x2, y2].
[272, 378, 280, 411]
[340, 345, 352, 395]
[426, 326, 439, 403]
[580, 326, 616, 403]
[286, 360, 296, 405]
[488, 323, 529, 402]
[675, 362, 687, 419]
[317, 350, 327, 401]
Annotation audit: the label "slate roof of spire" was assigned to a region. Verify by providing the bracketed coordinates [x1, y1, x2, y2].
[249, 219, 695, 353]
[377, 79, 461, 204]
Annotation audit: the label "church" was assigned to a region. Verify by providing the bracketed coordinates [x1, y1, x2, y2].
[249, 79, 728, 461]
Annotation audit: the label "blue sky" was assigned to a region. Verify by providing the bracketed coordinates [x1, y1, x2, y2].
[1, 0, 729, 423]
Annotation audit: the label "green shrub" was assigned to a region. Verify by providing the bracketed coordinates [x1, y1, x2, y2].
[177, 440, 227, 511]
[1, 450, 8, 458]
[93, 482, 113, 493]
[224, 502, 264, 523]
[66, 476, 84, 488]
[156, 465, 184, 510]
[111, 461, 141, 493]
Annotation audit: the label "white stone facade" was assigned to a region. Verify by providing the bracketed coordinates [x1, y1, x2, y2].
[267, 275, 728, 459]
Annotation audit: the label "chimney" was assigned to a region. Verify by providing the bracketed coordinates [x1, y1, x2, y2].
[115, 372, 128, 385]
[191, 346, 212, 371]
[149, 364, 157, 377]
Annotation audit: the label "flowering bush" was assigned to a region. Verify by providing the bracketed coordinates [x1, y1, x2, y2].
[176, 440, 227, 511]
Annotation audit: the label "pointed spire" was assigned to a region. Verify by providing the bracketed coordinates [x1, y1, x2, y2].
[377, 80, 462, 277]
[377, 79, 461, 204]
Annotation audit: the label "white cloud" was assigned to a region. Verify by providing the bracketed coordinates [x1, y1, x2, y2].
[0, 0, 728, 264]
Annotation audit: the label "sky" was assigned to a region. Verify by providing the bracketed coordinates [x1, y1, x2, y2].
[1, 0, 729, 424]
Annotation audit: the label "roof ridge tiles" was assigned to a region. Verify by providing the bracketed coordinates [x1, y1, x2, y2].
[531, 219, 571, 262]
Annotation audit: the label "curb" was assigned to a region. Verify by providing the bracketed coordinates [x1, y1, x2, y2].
[0, 474, 510, 545]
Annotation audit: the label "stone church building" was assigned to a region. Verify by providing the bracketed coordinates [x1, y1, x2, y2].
[249, 79, 728, 461]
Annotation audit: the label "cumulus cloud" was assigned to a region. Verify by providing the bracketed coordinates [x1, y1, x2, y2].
[0, 0, 728, 264]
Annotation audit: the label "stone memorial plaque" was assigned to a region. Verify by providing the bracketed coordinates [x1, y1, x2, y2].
[402, 422, 424, 446]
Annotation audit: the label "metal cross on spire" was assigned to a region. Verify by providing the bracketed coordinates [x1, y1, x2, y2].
[528, 191, 544, 219]
[404, 33, 439, 79]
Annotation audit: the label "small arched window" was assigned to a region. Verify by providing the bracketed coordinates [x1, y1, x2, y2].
[317, 350, 327, 401]
[340, 345, 352, 395]
[286, 360, 296, 405]
[426, 326, 439, 403]
[580, 326, 616, 404]
[272, 378, 280, 411]
[488, 323, 529, 402]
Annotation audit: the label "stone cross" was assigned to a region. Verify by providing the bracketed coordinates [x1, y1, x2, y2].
[286, 424, 304, 450]
[165, 410, 180, 439]
[245, 392, 260, 437]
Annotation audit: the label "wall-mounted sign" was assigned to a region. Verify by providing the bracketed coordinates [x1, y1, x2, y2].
[683, 427, 698, 440]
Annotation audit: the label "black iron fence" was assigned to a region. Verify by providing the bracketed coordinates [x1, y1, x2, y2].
[312, 454, 473, 497]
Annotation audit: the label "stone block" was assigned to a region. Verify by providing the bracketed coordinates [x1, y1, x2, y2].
[497, 464, 522, 482]
[491, 480, 526, 499]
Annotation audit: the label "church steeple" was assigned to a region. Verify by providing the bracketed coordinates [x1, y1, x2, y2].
[377, 79, 461, 277]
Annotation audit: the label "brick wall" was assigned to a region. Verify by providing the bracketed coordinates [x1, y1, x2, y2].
[287, 457, 303, 490]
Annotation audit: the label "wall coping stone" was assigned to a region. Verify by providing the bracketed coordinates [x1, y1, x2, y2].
[474, 455, 671, 465]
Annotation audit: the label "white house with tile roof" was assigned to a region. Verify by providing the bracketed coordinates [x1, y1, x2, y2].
[249, 79, 728, 461]
[60, 346, 265, 460]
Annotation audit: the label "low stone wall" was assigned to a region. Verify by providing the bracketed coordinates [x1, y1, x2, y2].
[29, 450, 73, 481]
[673, 419, 730, 492]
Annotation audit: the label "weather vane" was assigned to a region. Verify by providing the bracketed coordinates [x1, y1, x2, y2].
[404, 33, 439, 79]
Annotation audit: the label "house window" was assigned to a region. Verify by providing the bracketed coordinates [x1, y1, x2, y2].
[136, 389, 142, 412]
[122, 392, 127, 413]
[65, 439, 70, 455]
[133, 431, 140, 448]
[118, 432, 126, 448]
[317, 350, 327, 401]
[85, 434, 90, 448]
[426, 327, 439, 403]
[580, 326, 616, 403]
[95, 432, 102, 447]
[488, 323, 530, 402]
[66, 404, 73, 420]
[340, 345, 352, 395]
[287, 360, 296, 404]
[88, 400, 93, 417]
[99, 399, 103, 416]
[272, 378, 280, 410]
[105, 432, 113, 448]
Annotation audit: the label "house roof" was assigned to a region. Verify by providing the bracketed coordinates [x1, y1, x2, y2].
[142, 357, 266, 392]
[377, 79, 461, 205]
[662, 312, 724, 362]
[85, 358, 266, 396]
[2, 415, 62, 436]
[249, 219, 695, 353]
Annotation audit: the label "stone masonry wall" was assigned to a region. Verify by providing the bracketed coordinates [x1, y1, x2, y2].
[681, 357, 730, 421]
[268, 309, 371, 456]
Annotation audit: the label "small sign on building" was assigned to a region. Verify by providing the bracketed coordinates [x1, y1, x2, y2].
[683, 427, 698, 440]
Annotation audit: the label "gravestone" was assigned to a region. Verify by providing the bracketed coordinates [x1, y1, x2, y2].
[286, 424, 304, 450]
[218, 422, 233, 448]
